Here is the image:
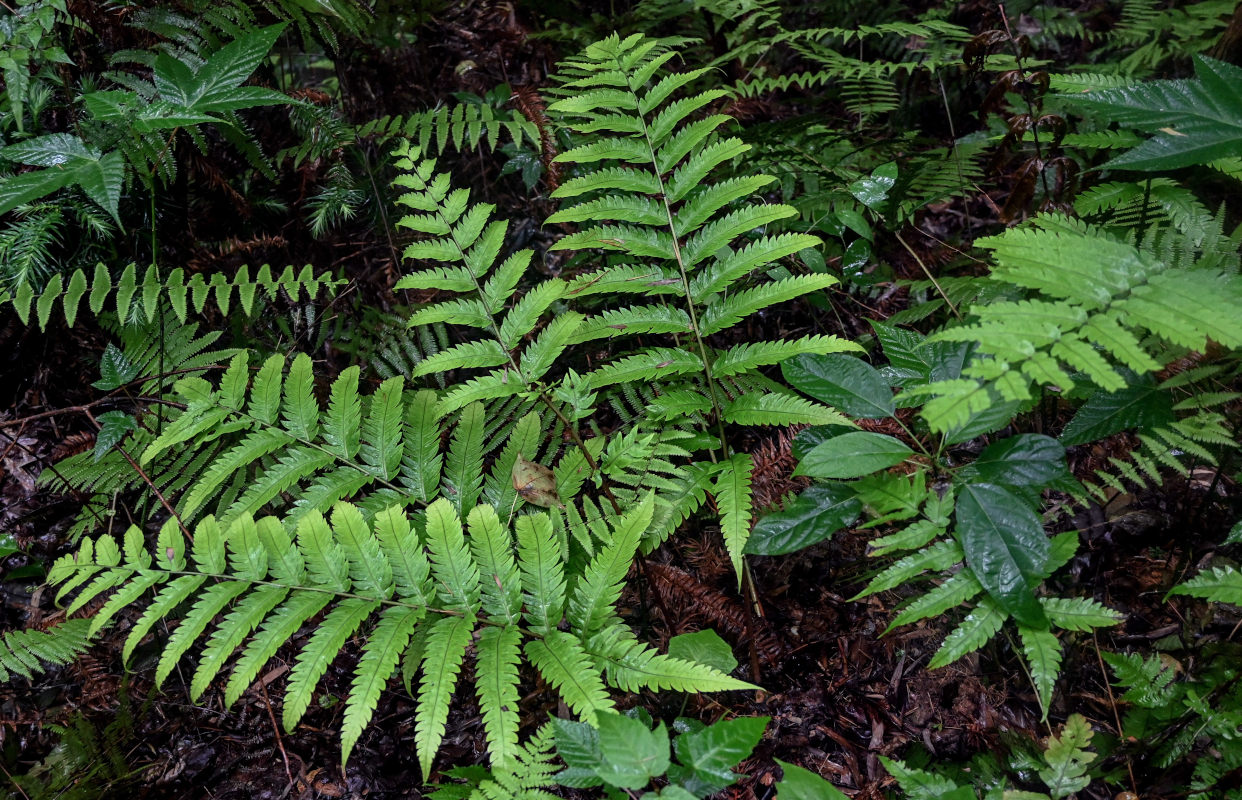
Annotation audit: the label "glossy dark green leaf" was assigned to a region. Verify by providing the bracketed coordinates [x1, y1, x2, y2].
[774, 760, 850, 800]
[955, 483, 1050, 628]
[872, 321, 974, 389]
[1060, 382, 1174, 446]
[552, 716, 602, 770]
[836, 208, 872, 240]
[842, 238, 871, 273]
[1224, 519, 1242, 545]
[94, 411, 137, 461]
[848, 162, 897, 210]
[745, 484, 861, 555]
[799, 247, 827, 273]
[93, 343, 140, 390]
[795, 432, 912, 479]
[968, 434, 1068, 488]
[1064, 56, 1242, 171]
[667, 629, 737, 674]
[783, 354, 895, 419]
[668, 716, 767, 797]
[0, 532, 19, 559]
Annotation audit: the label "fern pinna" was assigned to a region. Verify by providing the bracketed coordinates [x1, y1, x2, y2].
[47, 494, 751, 774]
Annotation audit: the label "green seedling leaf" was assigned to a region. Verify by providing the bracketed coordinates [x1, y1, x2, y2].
[94, 411, 137, 461]
[667, 629, 737, 674]
[669, 716, 767, 797]
[795, 432, 912, 479]
[966, 434, 1068, 487]
[774, 760, 850, 799]
[93, 343, 140, 390]
[595, 712, 670, 790]
[955, 483, 1049, 628]
[1037, 713, 1096, 798]
[848, 162, 897, 210]
[783, 354, 895, 419]
[745, 484, 861, 555]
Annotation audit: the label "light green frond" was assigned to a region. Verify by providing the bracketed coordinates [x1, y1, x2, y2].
[567, 495, 652, 637]
[712, 336, 860, 378]
[714, 454, 753, 583]
[1019, 625, 1062, 719]
[586, 626, 755, 693]
[0, 620, 92, 683]
[928, 597, 1007, 669]
[721, 392, 853, 427]
[443, 403, 486, 515]
[412, 339, 509, 378]
[887, 570, 983, 632]
[517, 513, 566, 636]
[342, 606, 422, 766]
[525, 630, 614, 726]
[281, 596, 378, 731]
[416, 613, 475, 780]
[475, 625, 523, 767]
[699, 274, 840, 335]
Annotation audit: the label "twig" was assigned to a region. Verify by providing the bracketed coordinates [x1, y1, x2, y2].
[1093, 631, 1138, 795]
[894, 231, 962, 320]
[87, 410, 193, 542]
[259, 679, 296, 787]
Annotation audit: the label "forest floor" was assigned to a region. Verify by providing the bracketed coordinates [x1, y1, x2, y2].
[2, 1, 1240, 798]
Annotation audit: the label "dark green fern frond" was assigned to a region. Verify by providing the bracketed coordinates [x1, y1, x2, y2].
[358, 104, 542, 156]
[0, 262, 341, 330]
[546, 33, 859, 475]
[0, 620, 93, 682]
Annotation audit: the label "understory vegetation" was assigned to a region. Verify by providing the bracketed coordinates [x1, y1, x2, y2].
[2, 0, 1241, 798]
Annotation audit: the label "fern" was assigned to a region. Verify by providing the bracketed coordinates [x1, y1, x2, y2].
[45, 495, 752, 773]
[430, 724, 560, 800]
[911, 215, 1242, 435]
[858, 504, 1121, 719]
[0, 262, 341, 330]
[358, 103, 543, 157]
[0, 620, 93, 682]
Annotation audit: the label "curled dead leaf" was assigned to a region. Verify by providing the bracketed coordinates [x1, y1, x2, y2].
[512, 455, 563, 508]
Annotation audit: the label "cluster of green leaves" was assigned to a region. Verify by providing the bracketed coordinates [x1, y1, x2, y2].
[760, 346, 1123, 717]
[1102, 646, 1242, 796]
[882, 714, 1100, 800]
[437, 709, 854, 800]
[23, 32, 886, 786]
[1, 23, 292, 226]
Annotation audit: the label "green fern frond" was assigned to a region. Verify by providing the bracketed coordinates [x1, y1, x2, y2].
[927, 596, 1007, 669]
[0, 619, 93, 682]
[914, 219, 1242, 433]
[0, 262, 341, 330]
[357, 103, 542, 156]
[46, 497, 748, 774]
